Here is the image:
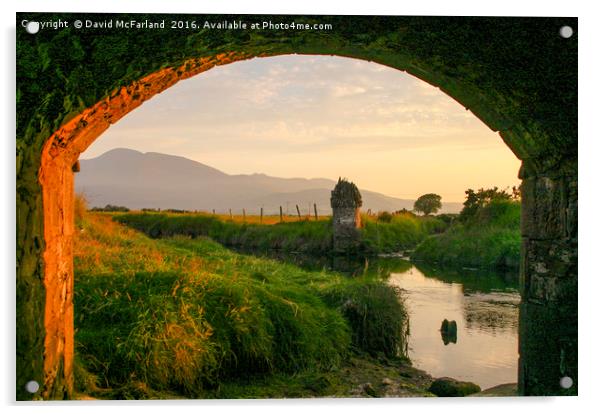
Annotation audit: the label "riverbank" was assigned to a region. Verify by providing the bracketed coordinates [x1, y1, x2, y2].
[412, 200, 521, 270]
[73, 213, 413, 399]
[209, 354, 437, 398]
[113, 211, 447, 255]
[74, 353, 436, 399]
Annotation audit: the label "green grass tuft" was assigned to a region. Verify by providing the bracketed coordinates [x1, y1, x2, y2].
[74, 214, 408, 398]
[321, 280, 409, 358]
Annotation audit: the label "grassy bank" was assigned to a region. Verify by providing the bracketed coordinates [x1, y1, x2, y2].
[74, 213, 409, 398]
[114, 211, 446, 255]
[361, 213, 447, 254]
[114, 212, 333, 253]
[412, 200, 521, 270]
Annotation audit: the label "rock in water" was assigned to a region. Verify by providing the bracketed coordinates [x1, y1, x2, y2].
[440, 319, 449, 332]
[449, 320, 457, 335]
[440, 319, 458, 345]
[428, 377, 481, 397]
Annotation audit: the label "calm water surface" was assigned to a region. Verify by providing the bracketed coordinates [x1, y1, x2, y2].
[389, 264, 519, 389]
[233, 248, 520, 390]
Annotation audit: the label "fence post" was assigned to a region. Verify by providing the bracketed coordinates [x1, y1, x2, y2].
[296, 204, 301, 219]
[260, 207, 263, 224]
[280, 206, 283, 223]
[229, 208, 232, 220]
[314, 203, 318, 220]
[243, 208, 246, 223]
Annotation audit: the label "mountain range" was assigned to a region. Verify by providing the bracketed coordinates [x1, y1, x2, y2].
[75, 148, 462, 215]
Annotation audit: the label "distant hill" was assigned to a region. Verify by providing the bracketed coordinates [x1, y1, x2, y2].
[75, 148, 462, 215]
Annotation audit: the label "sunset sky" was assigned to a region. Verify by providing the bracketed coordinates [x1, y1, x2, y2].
[81, 55, 521, 202]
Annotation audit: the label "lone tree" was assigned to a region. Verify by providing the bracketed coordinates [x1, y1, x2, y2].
[413, 193, 442, 216]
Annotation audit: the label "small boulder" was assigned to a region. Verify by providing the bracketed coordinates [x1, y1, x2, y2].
[382, 377, 395, 386]
[448, 320, 457, 335]
[440, 319, 449, 332]
[440, 319, 458, 345]
[428, 377, 481, 397]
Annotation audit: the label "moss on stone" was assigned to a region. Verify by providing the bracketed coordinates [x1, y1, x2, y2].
[331, 178, 362, 208]
[428, 377, 481, 397]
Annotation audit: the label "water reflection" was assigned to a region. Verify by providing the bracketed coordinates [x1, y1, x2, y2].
[389, 264, 519, 390]
[231, 247, 412, 278]
[231, 248, 519, 389]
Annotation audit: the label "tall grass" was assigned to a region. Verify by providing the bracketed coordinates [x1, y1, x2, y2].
[412, 200, 521, 269]
[321, 281, 408, 358]
[74, 193, 88, 225]
[115, 212, 333, 253]
[74, 213, 408, 398]
[360, 213, 447, 254]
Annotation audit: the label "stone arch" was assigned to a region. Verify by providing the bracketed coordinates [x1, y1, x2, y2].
[16, 14, 577, 399]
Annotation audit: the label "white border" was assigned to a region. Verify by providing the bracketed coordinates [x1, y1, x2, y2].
[3, 1, 601, 413]
[10, 0, 584, 16]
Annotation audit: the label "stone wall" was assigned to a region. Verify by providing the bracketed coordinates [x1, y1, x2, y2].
[518, 160, 578, 395]
[332, 206, 361, 252]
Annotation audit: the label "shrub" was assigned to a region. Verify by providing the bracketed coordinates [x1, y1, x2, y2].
[377, 211, 393, 223]
[435, 213, 457, 226]
[331, 178, 362, 208]
[321, 281, 408, 358]
[459, 187, 515, 223]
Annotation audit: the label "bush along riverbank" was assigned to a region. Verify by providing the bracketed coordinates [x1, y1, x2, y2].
[412, 191, 521, 270]
[113, 211, 447, 256]
[73, 213, 418, 399]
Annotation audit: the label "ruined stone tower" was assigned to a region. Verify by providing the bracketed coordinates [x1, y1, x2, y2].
[330, 178, 362, 252]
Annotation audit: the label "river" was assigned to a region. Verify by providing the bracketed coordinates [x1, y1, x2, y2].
[232, 248, 520, 390]
[388, 262, 519, 390]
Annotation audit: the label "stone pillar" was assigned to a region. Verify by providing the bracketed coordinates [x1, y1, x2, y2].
[16, 149, 47, 401]
[330, 178, 362, 253]
[518, 160, 577, 395]
[38, 153, 76, 400]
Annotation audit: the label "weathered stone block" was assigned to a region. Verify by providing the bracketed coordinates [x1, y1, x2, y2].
[521, 175, 568, 239]
[332, 207, 361, 252]
[523, 236, 576, 279]
[521, 170, 577, 240]
[519, 298, 577, 396]
[331, 179, 362, 253]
